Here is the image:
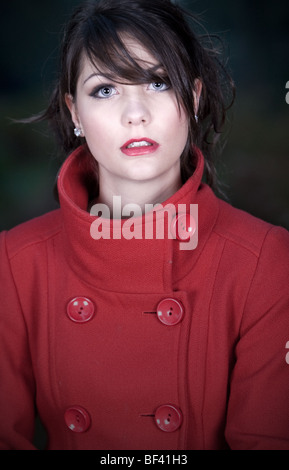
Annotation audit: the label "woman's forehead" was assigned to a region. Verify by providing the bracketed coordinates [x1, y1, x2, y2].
[120, 37, 158, 66]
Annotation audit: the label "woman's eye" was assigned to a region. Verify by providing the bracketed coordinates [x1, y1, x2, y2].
[92, 85, 117, 99]
[148, 81, 170, 92]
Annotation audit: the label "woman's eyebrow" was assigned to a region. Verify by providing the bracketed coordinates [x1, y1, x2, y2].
[83, 73, 103, 85]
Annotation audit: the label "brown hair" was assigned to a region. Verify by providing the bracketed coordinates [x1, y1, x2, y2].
[32, 0, 235, 188]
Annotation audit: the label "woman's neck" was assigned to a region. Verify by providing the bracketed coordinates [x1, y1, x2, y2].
[94, 168, 182, 218]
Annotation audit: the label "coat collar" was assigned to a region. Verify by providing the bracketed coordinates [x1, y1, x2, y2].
[57, 145, 219, 293]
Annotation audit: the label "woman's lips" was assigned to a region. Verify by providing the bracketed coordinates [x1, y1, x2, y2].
[120, 138, 159, 156]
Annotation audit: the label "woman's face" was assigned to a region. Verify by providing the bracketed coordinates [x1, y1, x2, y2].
[66, 39, 190, 190]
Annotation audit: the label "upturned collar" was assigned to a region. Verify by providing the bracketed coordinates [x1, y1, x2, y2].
[57, 145, 218, 292]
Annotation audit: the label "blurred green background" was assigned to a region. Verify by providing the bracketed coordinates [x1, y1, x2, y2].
[1, 0, 289, 232]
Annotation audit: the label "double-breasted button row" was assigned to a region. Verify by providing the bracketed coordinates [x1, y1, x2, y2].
[64, 404, 183, 433]
[66, 297, 184, 326]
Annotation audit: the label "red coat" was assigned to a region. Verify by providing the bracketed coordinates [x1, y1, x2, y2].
[1, 145, 289, 450]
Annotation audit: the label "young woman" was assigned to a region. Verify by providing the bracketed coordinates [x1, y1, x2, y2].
[1, 0, 289, 450]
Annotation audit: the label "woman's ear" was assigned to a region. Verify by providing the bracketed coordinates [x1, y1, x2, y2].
[65, 93, 84, 137]
[193, 79, 202, 115]
[65, 93, 79, 128]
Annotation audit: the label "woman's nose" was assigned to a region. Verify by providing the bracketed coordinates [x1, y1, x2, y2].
[121, 96, 152, 126]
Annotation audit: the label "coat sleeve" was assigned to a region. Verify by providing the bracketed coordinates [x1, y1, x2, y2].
[0, 232, 37, 450]
[225, 226, 289, 449]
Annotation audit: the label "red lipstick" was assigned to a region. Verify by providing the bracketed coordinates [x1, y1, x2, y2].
[120, 138, 159, 156]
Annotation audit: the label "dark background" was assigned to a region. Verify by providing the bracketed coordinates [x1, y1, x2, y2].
[1, 0, 289, 232]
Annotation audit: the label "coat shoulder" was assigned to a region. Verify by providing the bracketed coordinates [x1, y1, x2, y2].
[214, 198, 289, 258]
[3, 210, 62, 260]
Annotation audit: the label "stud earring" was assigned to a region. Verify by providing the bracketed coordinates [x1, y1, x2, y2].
[194, 115, 199, 123]
[74, 127, 82, 138]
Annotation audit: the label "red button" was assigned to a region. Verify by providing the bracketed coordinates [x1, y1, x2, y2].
[171, 213, 196, 241]
[64, 406, 91, 433]
[157, 298, 184, 326]
[154, 404, 183, 432]
[67, 297, 95, 323]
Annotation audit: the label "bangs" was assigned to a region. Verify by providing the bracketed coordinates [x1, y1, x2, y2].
[82, 19, 171, 87]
